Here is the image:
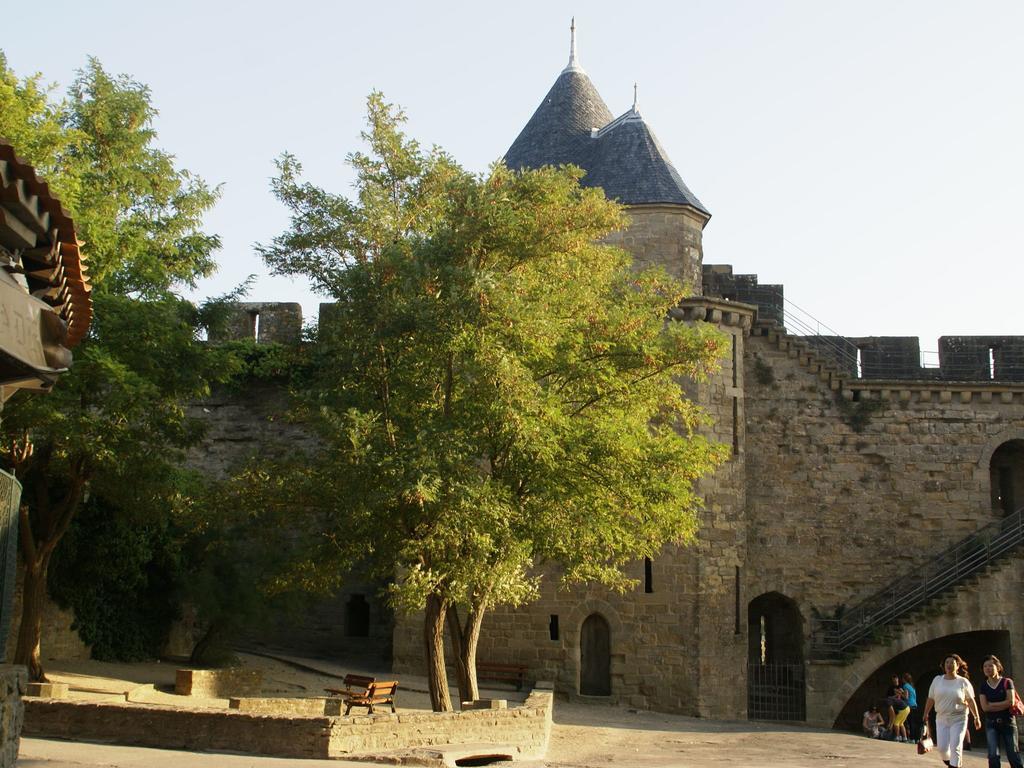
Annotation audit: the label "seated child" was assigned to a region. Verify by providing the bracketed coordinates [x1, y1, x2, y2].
[862, 705, 885, 738]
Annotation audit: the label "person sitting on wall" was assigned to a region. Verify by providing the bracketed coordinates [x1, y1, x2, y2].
[863, 704, 886, 738]
[885, 674, 911, 742]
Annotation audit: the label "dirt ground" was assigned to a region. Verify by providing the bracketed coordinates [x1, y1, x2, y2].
[27, 653, 991, 768]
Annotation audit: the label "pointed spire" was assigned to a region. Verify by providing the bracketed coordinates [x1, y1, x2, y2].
[563, 18, 583, 73]
[632, 82, 639, 113]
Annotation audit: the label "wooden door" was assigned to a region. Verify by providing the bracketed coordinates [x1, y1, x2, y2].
[580, 613, 611, 695]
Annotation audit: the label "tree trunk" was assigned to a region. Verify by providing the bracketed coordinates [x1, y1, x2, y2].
[11, 455, 87, 684]
[457, 599, 486, 703]
[14, 553, 51, 682]
[447, 606, 471, 704]
[189, 622, 221, 666]
[423, 593, 452, 712]
[447, 599, 487, 704]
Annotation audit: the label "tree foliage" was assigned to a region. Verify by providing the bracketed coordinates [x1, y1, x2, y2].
[259, 93, 729, 709]
[0, 53, 237, 678]
[48, 494, 184, 661]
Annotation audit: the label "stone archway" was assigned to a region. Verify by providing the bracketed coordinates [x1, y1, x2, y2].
[580, 613, 611, 696]
[747, 592, 805, 720]
[989, 440, 1024, 515]
[831, 630, 1011, 732]
[806, 556, 1024, 729]
[564, 598, 624, 700]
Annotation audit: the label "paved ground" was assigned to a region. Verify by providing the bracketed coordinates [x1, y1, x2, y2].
[20, 652, 994, 767]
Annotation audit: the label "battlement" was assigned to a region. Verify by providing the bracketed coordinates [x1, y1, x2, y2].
[705, 266, 1024, 383]
[801, 335, 1024, 383]
[211, 296, 1024, 384]
[209, 302, 303, 345]
[702, 264, 784, 325]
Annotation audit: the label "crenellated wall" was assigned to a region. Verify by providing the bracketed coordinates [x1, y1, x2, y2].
[743, 324, 1024, 614]
[31, 281, 1024, 728]
[208, 302, 303, 345]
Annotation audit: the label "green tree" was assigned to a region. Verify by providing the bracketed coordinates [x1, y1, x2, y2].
[258, 93, 727, 710]
[0, 55, 234, 680]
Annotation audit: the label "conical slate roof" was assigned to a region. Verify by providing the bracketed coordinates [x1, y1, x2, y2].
[502, 27, 709, 217]
[585, 109, 710, 215]
[504, 68, 614, 173]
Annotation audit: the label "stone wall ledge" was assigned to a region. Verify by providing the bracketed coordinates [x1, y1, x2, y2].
[845, 383, 1024, 402]
[673, 298, 757, 330]
[23, 689, 553, 761]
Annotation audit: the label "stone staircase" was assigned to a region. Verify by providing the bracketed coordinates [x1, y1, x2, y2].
[809, 506, 1024, 662]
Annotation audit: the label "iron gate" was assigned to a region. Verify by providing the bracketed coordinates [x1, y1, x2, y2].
[748, 663, 806, 721]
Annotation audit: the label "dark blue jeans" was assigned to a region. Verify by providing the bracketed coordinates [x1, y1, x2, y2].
[986, 717, 1023, 768]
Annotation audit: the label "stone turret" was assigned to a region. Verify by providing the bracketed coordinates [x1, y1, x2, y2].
[503, 21, 709, 292]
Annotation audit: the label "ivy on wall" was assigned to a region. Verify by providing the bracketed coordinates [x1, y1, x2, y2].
[48, 497, 184, 661]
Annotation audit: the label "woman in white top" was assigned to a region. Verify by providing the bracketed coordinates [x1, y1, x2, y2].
[922, 654, 982, 767]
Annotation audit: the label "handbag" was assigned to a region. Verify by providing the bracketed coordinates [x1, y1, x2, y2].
[917, 736, 934, 754]
[1005, 678, 1024, 717]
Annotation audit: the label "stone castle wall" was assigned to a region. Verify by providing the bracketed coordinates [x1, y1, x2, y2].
[4, 570, 89, 664]
[805, 553, 1024, 728]
[743, 326, 1024, 617]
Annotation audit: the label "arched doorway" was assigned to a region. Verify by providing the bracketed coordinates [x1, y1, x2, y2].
[345, 594, 370, 637]
[990, 440, 1024, 515]
[580, 613, 611, 696]
[747, 592, 805, 720]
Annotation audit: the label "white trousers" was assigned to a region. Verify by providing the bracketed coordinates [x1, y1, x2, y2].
[936, 714, 969, 767]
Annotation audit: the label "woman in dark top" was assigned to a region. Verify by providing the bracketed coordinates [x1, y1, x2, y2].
[978, 654, 1023, 768]
[885, 673, 911, 741]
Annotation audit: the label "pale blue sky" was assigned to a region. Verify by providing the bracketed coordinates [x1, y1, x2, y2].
[4, 1, 1022, 356]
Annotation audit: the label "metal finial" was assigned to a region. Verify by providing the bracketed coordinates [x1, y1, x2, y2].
[633, 82, 639, 112]
[565, 18, 581, 72]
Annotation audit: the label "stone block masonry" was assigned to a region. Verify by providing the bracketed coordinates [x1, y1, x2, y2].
[604, 205, 706, 294]
[0, 666, 25, 768]
[22, 688, 553, 760]
[24, 700, 334, 759]
[174, 668, 262, 698]
[229, 696, 342, 716]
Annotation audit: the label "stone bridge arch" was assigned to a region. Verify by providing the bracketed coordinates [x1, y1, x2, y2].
[825, 630, 1011, 730]
[806, 554, 1024, 728]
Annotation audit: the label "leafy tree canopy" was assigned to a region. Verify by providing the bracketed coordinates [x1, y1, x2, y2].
[258, 93, 728, 708]
[0, 52, 239, 678]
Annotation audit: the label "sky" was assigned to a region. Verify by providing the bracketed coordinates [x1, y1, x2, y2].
[4, 1, 1023, 359]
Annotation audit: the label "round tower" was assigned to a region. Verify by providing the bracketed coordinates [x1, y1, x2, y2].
[503, 26, 709, 294]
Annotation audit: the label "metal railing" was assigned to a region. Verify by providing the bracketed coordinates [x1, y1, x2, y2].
[810, 506, 1024, 661]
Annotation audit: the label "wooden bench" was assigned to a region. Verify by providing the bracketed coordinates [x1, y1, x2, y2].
[344, 680, 398, 715]
[476, 662, 528, 691]
[324, 673, 375, 697]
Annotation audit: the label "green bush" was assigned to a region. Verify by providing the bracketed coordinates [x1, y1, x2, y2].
[48, 497, 183, 661]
